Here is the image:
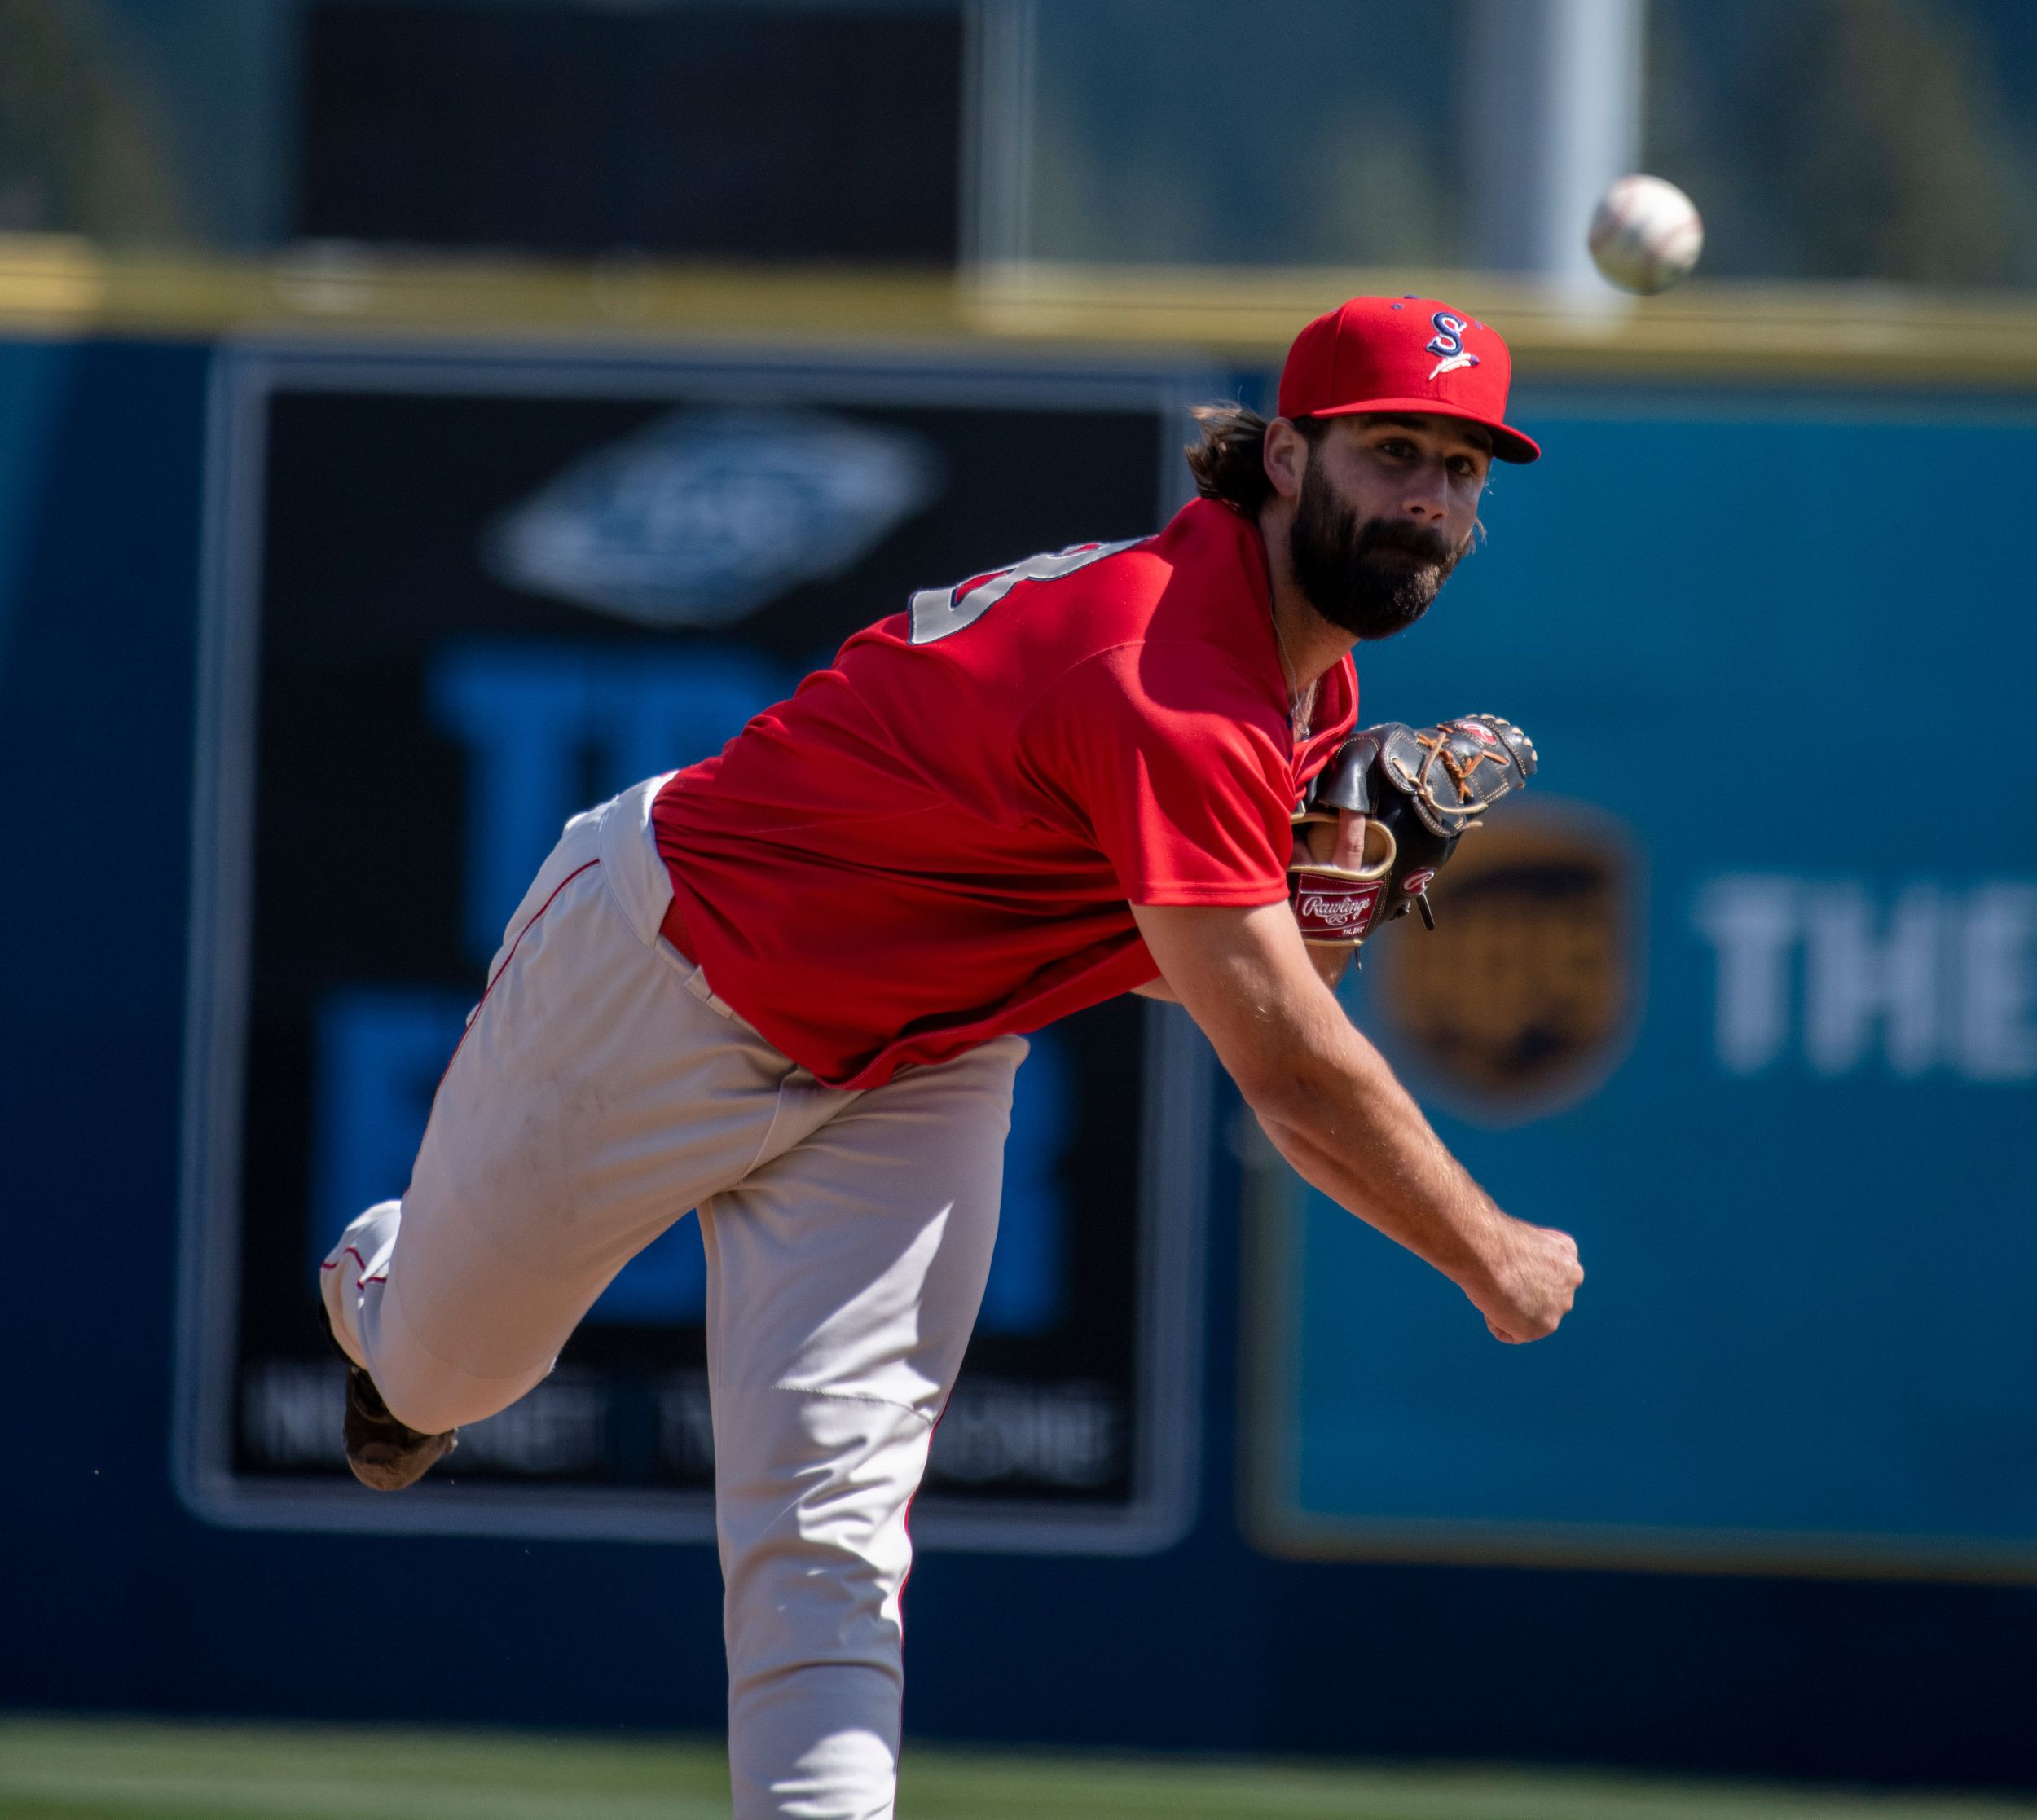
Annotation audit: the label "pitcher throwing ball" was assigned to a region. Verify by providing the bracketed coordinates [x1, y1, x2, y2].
[320, 297, 1582, 1820]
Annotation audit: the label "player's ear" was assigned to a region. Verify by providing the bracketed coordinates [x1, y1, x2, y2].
[1261, 416, 1309, 503]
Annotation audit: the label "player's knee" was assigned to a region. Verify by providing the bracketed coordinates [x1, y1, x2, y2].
[371, 1368, 469, 1438]
[368, 1345, 539, 1437]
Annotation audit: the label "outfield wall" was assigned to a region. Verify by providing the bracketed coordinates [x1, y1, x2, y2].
[3, 264, 2035, 1786]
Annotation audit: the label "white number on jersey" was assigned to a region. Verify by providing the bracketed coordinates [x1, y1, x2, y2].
[907, 538, 1146, 645]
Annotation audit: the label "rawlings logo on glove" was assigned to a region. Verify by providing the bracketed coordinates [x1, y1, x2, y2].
[1291, 873, 1385, 941]
[1288, 713, 1536, 951]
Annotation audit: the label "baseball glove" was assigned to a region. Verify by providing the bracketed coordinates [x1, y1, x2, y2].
[1288, 714, 1537, 949]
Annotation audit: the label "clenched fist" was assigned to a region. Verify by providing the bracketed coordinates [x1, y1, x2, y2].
[1465, 1216, 1583, 1344]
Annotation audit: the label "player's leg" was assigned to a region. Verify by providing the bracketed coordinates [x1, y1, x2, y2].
[702, 1034, 1026, 1820]
[319, 785, 796, 1439]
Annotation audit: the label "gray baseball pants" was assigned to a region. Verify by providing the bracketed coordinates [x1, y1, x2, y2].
[320, 776, 1023, 1820]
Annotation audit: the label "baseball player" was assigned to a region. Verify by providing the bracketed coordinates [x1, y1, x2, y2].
[319, 296, 1583, 1820]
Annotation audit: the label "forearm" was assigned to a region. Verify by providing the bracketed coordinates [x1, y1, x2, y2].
[1249, 1016, 1504, 1291]
[1132, 899, 1579, 1343]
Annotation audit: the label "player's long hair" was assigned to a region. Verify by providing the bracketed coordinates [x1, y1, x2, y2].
[1183, 402, 1324, 517]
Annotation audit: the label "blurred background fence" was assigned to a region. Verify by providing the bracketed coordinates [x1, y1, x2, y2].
[14, 0, 2037, 287]
[5, 0, 2037, 1800]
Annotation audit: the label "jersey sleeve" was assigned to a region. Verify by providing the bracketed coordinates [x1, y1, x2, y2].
[1017, 643, 1296, 906]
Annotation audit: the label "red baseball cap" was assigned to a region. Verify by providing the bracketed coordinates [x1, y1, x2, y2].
[1278, 295, 1541, 464]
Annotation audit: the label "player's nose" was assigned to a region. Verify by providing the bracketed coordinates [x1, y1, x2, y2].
[1401, 459, 1450, 520]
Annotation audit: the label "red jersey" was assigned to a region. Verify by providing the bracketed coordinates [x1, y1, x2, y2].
[652, 496, 1357, 1088]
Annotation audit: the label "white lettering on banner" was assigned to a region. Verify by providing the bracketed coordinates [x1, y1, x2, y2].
[929, 1379, 1124, 1488]
[451, 1377, 606, 1474]
[1803, 883, 1940, 1077]
[1692, 877, 2037, 1080]
[242, 1361, 605, 1473]
[1961, 886, 2037, 1079]
[1691, 877, 1797, 1073]
[240, 1361, 345, 1466]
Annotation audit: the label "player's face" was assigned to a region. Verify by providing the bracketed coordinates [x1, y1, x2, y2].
[1288, 414, 1490, 640]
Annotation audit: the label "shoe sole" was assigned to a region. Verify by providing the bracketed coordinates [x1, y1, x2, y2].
[346, 1424, 458, 1492]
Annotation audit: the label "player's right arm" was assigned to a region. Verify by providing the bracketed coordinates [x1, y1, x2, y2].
[1131, 897, 1582, 1343]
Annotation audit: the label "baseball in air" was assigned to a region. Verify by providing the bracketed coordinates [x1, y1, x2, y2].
[1587, 174, 1704, 295]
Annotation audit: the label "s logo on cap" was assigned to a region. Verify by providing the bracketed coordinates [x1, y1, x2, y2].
[1425, 312, 1480, 380]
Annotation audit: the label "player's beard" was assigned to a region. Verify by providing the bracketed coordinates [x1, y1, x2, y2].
[1287, 464, 1467, 640]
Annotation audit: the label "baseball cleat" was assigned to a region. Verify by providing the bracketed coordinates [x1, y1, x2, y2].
[319, 1303, 457, 1491]
[342, 1365, 458, 1492]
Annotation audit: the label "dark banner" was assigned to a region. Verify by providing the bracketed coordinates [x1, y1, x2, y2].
[300, 3, 964, 261]
[176, 343, 1214, 1550]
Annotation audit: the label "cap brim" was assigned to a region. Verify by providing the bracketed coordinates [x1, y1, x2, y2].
[1302, 397, 1541, 464]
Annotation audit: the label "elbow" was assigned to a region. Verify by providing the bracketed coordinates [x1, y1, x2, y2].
[1231, 1049, 1333, 1143]
[1229, 1009, 1382, 1145]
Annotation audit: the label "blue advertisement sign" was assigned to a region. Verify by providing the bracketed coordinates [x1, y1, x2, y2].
[1249, 390, 2037, 1578]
